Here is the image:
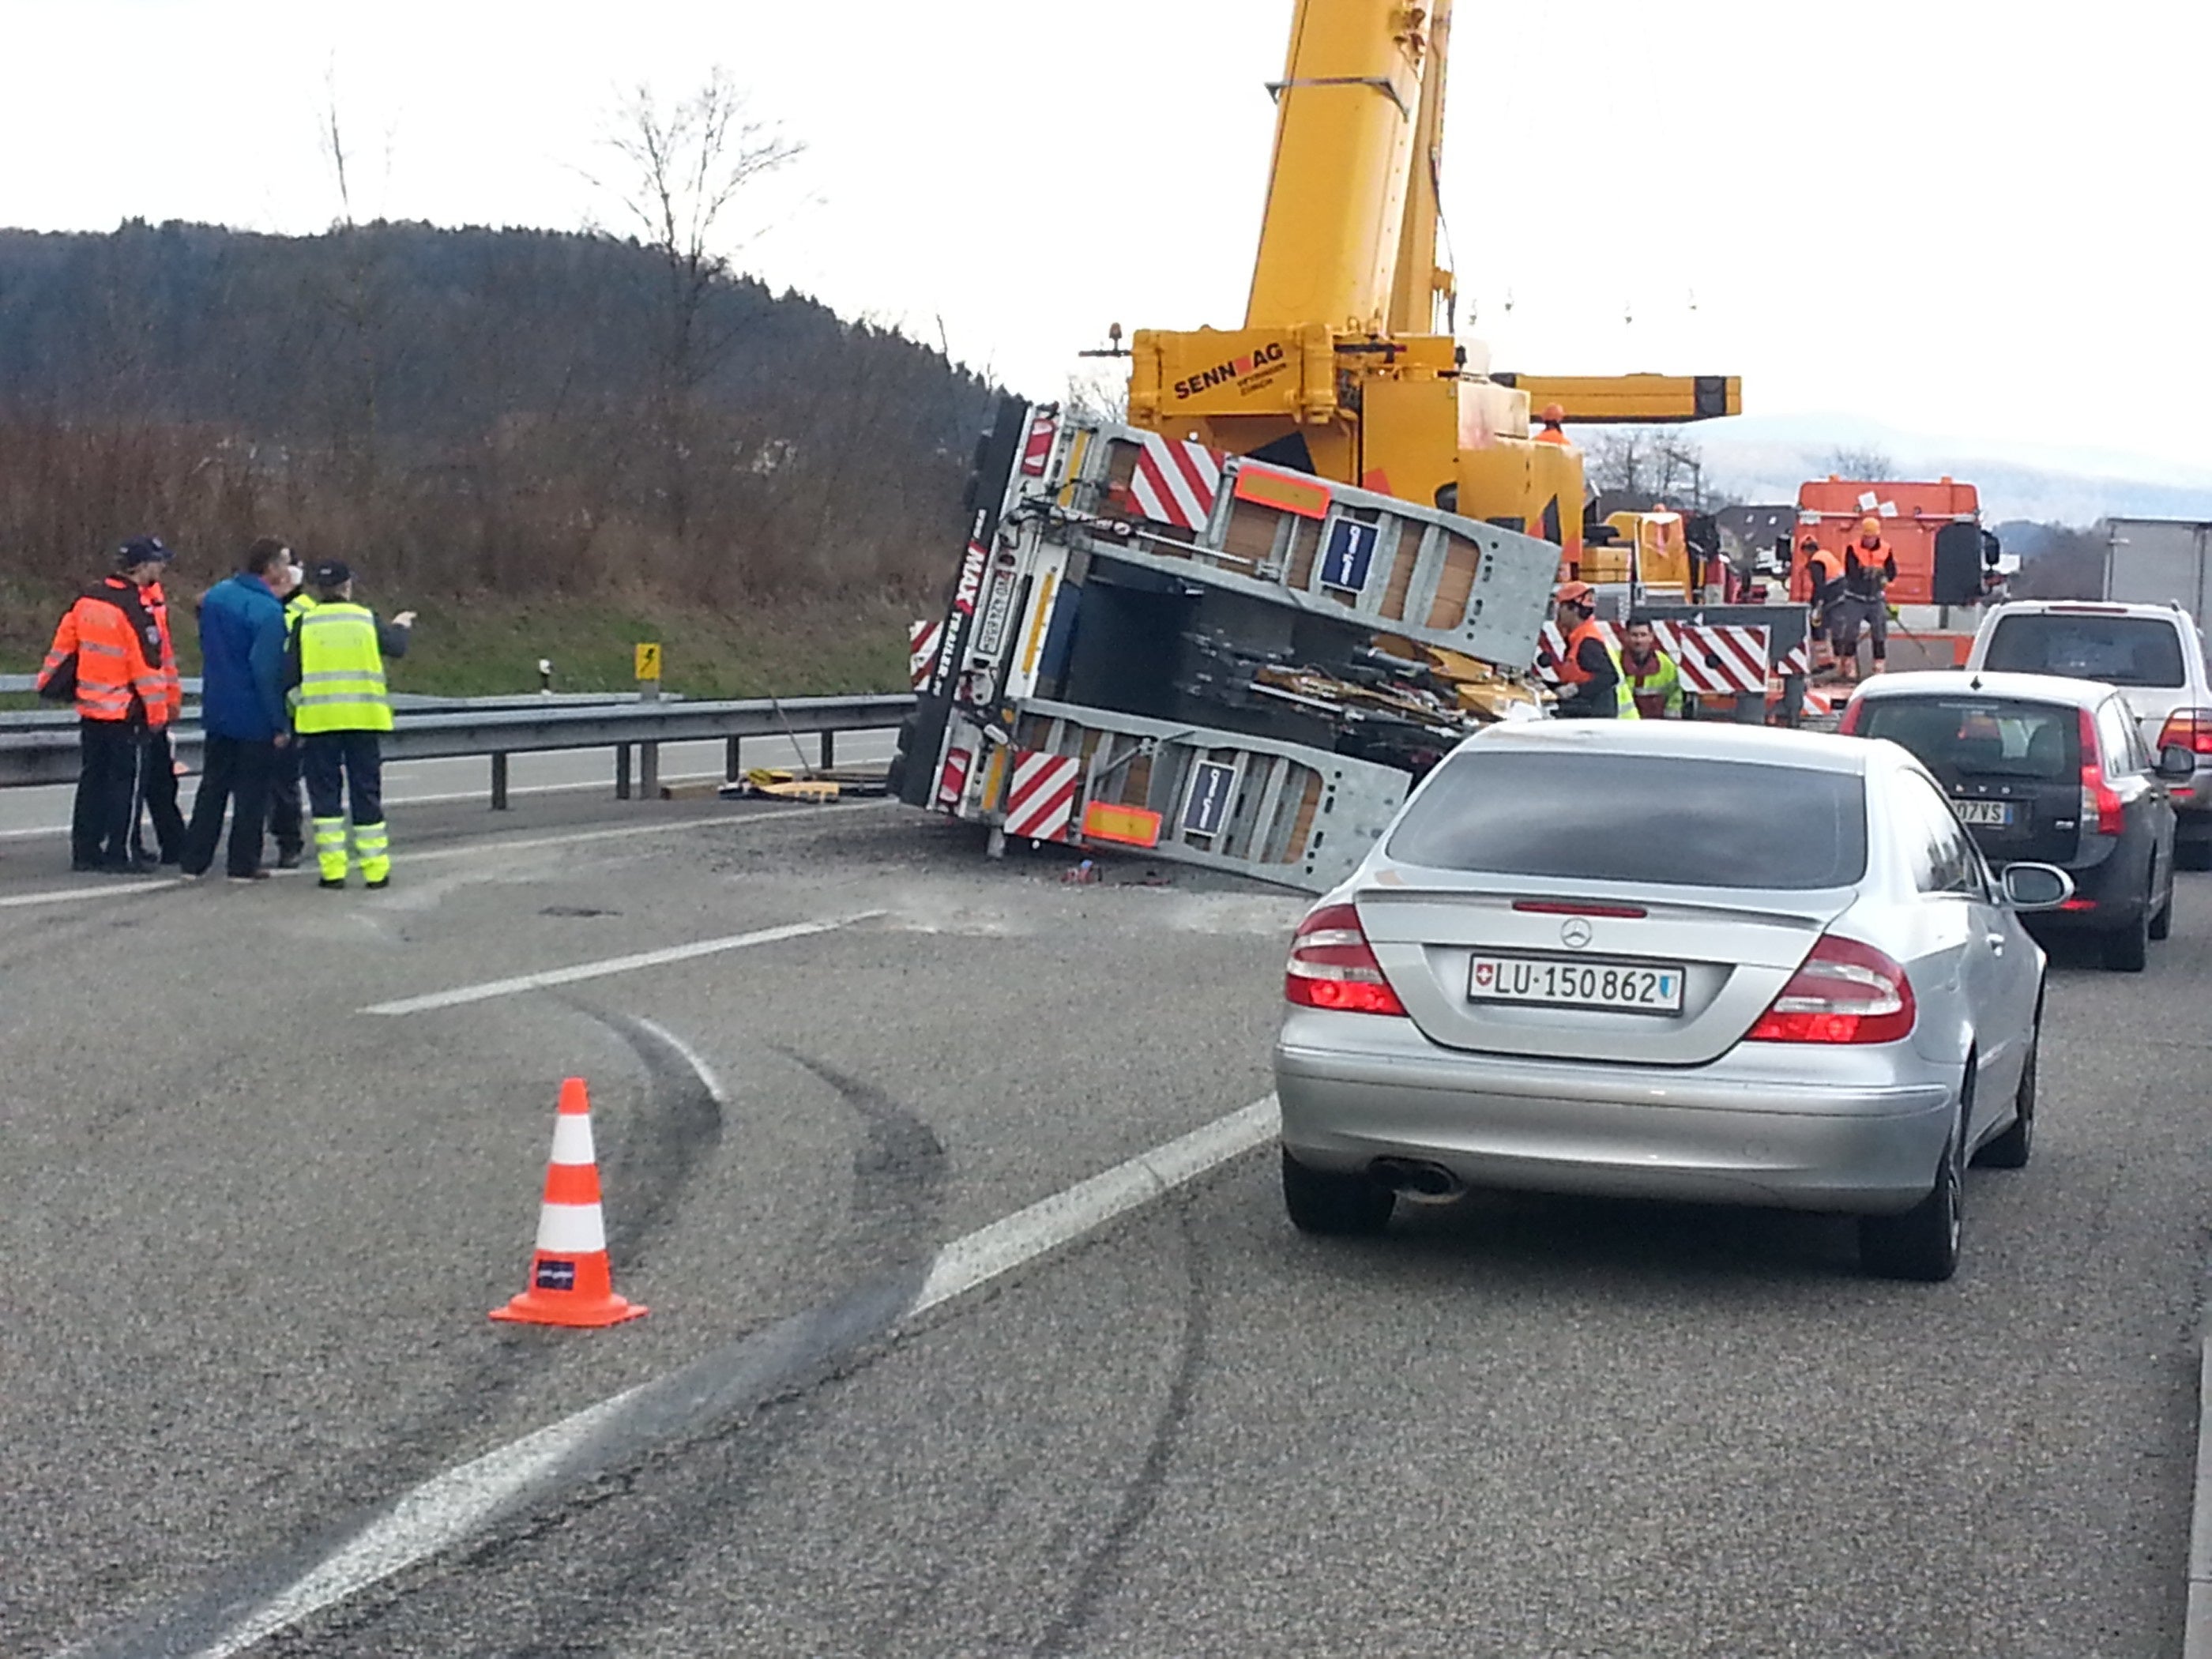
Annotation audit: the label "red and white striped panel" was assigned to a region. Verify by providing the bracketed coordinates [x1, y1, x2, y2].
[1019, 408, 1058, 477]
[1778, 638, 1814, 678]
[1670, 624, 1771, 696]
[908, 619, 942, 690]
[1128, 433, 1225, 532]
[936, 747, 972, 808]
[1003, 749, 1081, 842]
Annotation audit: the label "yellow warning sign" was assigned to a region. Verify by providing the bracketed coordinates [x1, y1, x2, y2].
[634, 642, 662, 682]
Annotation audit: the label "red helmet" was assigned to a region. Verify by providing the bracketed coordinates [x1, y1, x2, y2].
[1554, 580, 1597, 606]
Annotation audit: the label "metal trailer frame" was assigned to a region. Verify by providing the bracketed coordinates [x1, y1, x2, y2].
[965, 699, 1412, 893]
[894, 400, 1566, 891]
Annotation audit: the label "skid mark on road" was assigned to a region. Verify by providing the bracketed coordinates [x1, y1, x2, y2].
[777, 1047, 948, 1259]
[596, 1014, 728, 1263]
[73, 1097, 1278, 1659]
[1036, 1202, 1211, 1657]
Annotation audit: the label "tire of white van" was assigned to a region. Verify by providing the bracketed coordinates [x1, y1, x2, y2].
[2102, 901, 2150, 972]
[1281, 1149, 1396, 1237]
[1860, 1121, 1964, 1282]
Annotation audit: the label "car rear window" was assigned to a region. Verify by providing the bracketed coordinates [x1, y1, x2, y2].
[1981, 613, 2187, 688]
[1385, 750, 1868, 889]
[1853, 696, 2078, 784]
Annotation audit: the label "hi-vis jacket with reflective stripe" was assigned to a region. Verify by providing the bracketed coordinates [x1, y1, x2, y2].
[288, 602, 393, 733]
[37, 579, 170, 724]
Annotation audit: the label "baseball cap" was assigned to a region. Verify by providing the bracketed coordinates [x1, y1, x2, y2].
[117, 536, 173, 569]
[310, 559, 354, 586]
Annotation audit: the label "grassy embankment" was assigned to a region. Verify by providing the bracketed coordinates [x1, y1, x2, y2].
[2, 581, 917, 702]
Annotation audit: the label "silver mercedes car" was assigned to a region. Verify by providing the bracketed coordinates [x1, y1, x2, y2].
[1273, 721, 2073, 1281]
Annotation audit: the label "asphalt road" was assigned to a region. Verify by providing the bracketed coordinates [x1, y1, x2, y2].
[5, 788, 2206, 1657]
[0, 731, 894, 841]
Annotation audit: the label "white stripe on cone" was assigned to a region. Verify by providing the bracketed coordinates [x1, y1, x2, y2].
[534, 1201, 608, 1254]
[550, 1115, 596, 1165]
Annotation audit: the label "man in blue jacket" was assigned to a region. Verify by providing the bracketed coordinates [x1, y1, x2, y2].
[180, 537, 295, 880]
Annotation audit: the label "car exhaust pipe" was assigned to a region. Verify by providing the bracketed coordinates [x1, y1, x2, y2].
[1369, 1157, 1465, 1203]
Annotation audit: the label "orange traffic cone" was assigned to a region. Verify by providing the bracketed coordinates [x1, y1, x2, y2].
[490, 1078, 647, 1328]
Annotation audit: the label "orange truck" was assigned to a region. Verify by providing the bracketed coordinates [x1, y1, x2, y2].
[1789, 476, 1999, 668]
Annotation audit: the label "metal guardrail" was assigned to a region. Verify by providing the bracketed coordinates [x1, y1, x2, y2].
[0, 693, 917, 803]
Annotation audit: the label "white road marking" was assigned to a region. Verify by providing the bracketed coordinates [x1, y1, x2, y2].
[360, 914, 888, 1014]
[190, 1389, 645, 1659]
[911, 1095, 1278, 1316]
[173, 1093, 1280, 1659]
[0, 878, 183, 909]
[630, 1015, 730, 1104]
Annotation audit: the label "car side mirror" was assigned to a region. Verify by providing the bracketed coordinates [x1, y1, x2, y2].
[2001, 863, 2074, 912]
[2156, 744, 2196, 781]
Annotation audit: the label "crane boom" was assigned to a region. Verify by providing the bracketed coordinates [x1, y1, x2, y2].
[1128, 0, 1736, 566]
[1245, 0, 1435, 334]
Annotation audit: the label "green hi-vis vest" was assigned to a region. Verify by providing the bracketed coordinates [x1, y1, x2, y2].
[1605, 646, 1641, 719]
[295, 601, 392, 733]
[283, 592, 317, 711]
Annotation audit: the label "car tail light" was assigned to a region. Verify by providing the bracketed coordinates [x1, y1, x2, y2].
[1285, 904, 1406, 1016]
[2077, 709, 2124, 836]
[2157, 708, 2212, 757]
[1836, 698, 1865, 735]
[1746, 934, 1916, 1044]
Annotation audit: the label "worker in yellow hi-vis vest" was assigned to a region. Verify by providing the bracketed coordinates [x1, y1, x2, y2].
[284, 559, 416, 890]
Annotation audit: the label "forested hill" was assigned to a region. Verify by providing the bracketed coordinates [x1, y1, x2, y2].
[0, 220, 999, 603]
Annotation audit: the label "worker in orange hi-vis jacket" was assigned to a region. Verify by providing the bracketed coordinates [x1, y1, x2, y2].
[1837, 515, 1900, 679]
[35, 537, 175, 871]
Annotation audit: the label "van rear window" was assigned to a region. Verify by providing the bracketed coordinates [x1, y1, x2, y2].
[1386, 751, 1868, 889]
[1982, 614, 2186, 688]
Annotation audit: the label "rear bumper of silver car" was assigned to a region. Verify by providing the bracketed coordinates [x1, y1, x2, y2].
[1275, 1011, 1958, 1216]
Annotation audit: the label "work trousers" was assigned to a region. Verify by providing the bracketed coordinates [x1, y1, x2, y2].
[1830, 595, 1890, 664]
[303, 730, 388, 884]
[181, 735, 275, 878]
[135, 726, 186, 863]
[71, 718, 142, 869]
[266, 733, 305, 858]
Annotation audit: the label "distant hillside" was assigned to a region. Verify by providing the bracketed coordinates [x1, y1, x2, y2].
[1697, 416, 2212, 527]
[0, 220, 999, 603]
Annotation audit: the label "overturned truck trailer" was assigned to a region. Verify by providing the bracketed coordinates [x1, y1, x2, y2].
[888, 396, 1565, 892]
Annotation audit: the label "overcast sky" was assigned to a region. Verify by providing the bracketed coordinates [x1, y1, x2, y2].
[6, 0, 2208, 483]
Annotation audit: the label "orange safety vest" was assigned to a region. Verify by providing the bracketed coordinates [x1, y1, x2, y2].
[142, 579, 183, 726]
[37, 579, 168, 724]
[1557, 616, 1607, 684]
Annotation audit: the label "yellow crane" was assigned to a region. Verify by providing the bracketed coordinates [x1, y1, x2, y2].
[1123, 0, 1737, 574]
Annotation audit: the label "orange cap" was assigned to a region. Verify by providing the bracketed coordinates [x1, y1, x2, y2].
[1555, 580, 1596, 605]
[1860, 515, 1882, 535]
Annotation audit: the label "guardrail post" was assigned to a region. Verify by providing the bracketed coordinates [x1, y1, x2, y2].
[640, 739, 660, 801]
[491, 753, 510, 811]
[725, 735, 743, 783]
[820, 730, 836, 770]
[615, 744, 632, 801]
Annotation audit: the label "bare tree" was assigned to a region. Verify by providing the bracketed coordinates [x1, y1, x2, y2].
[1584, 425, 1714, 509]
[1824, 445, 1895, 481]
[590, 70, 803, 543]
[315, 73, 397, 506]
[1064, 362, 1128, 427]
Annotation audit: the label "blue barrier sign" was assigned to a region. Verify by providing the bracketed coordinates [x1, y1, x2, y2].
[1319, 519, 1378, 592]
[1183, 761, 1236, 837]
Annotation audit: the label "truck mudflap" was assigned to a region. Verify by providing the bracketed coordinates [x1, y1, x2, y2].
[950, 700, 1410, 894]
